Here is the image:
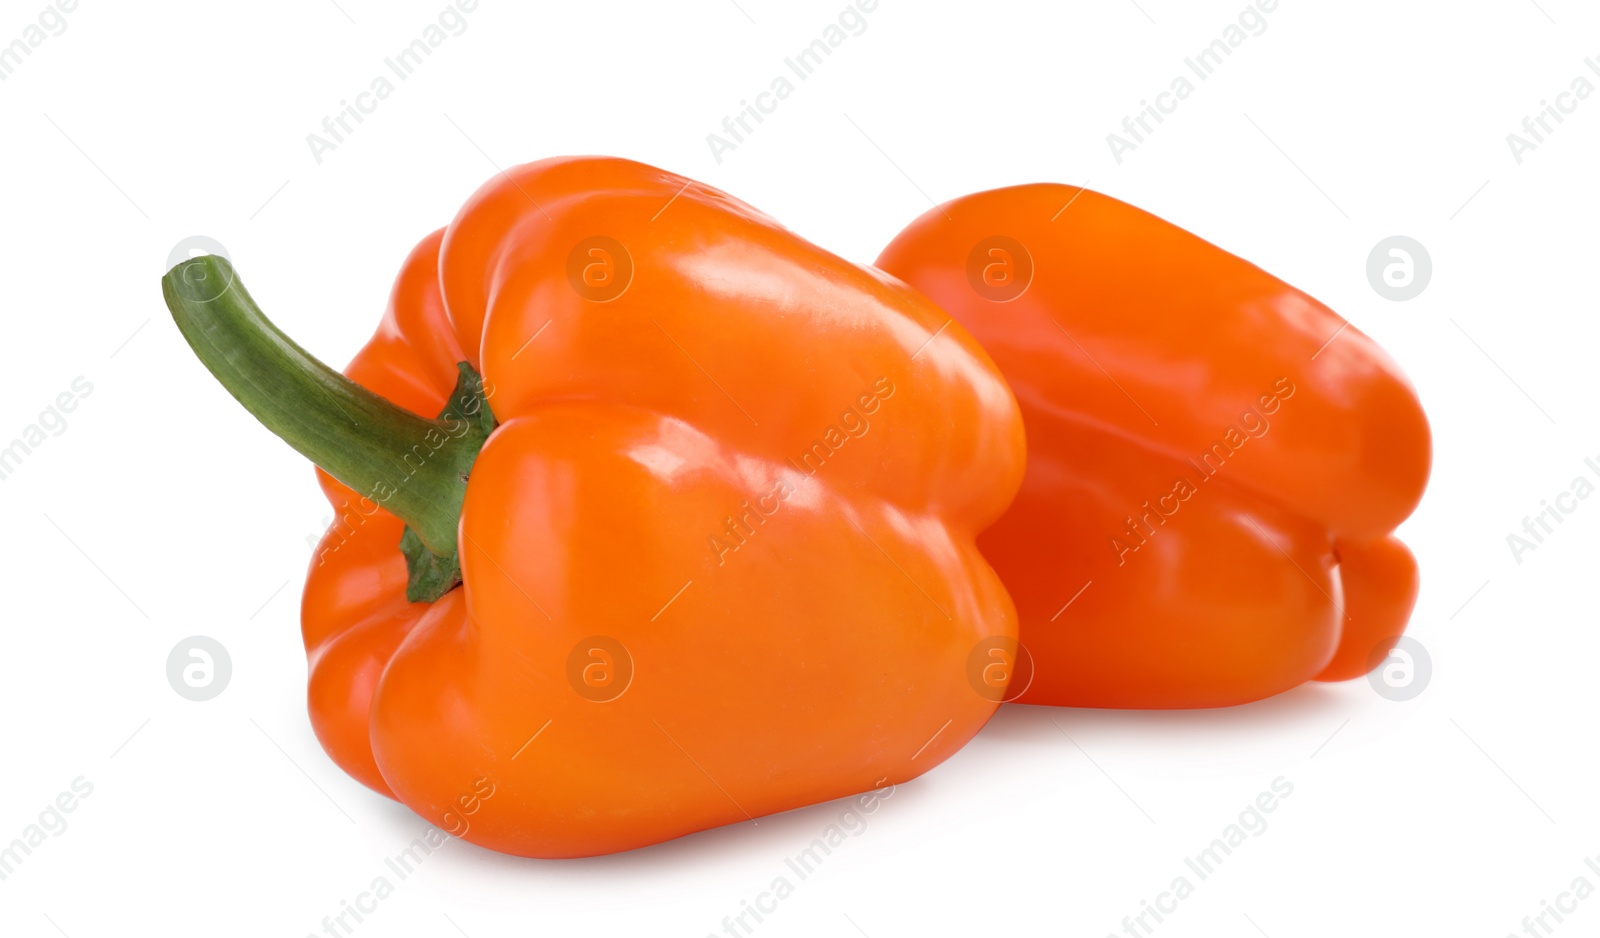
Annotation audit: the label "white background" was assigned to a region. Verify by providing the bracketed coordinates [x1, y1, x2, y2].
[0, 1, 1594, 935]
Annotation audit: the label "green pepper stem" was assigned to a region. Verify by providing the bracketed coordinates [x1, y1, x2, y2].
[162, 255, 492, 570]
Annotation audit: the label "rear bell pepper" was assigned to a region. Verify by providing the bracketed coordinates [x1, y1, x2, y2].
[163, 157, 1025, 857]
[876, 184, 1431, 709]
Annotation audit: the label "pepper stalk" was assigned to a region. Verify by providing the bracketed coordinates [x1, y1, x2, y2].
[162, 255, 495, 602]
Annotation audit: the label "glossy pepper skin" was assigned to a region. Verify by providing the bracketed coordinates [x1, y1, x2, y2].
[876, 184, 1430, 709]
[175, 158, 1025, 858]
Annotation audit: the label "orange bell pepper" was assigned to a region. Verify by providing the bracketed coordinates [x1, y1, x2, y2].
[877, 184, 1431, 708]
[163, 157, 1025, 857]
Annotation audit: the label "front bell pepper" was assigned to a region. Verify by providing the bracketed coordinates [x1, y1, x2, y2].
[876, 184, 1431, 709]
[163, 157, 1025, 857]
